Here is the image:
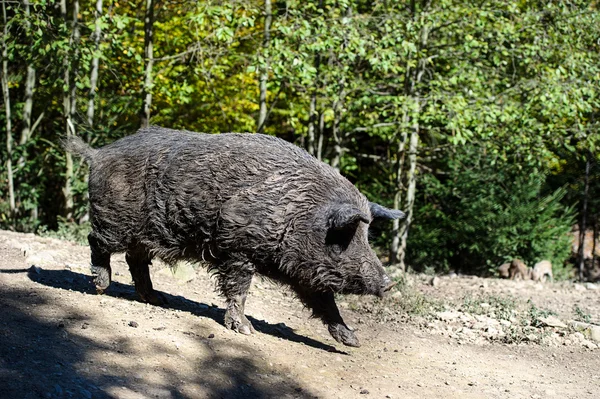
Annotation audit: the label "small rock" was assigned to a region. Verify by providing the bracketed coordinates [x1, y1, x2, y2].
[436, 311, 460, 322]
[128, 321, 139, 328]
[81, 323, 89, 330]
[574, 284, 586, 292]
[585, 283, 598, 290]
[590, 326, 600, 343]
[538, 316, 567, 329]
[500, 320, 512, 327]
[468, 382, 477, 386]
[360, 389, 369, 394]
[582, 340, 597, 350]
[430, 276, 440, 287]
[208, 333, 215, 339]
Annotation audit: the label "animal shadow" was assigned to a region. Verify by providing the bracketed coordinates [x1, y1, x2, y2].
[22, 266, 347, 354]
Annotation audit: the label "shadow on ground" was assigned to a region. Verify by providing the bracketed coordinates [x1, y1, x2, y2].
[0, 269, 318, 398]
[3, 266, 344, 354]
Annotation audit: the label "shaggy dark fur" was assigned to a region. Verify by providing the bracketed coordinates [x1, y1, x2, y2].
[65, 127, 405, 347]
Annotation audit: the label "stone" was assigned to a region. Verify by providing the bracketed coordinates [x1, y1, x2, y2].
[590, 326, 600, 343]
[585, 283, 598, 290]
[538, 316, 567, 329]
[436, 311, 461, 322]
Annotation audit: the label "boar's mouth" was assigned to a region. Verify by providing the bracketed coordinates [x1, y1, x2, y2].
[378, 280, 397, 297]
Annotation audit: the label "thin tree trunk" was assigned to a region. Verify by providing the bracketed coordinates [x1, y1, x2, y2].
[256, 0, 271, 133]
[330, 86, 345, 170]
[140, 0, 155, 128]
[306, 0, 324, 156]
[61, 0, 79, 221]
[1, 0, 15, 217]
[317, 111, 325, 162]
[390, 111, 409, 264]
[19, 1, 35, 155]
[592, 220, 597, 274]
[578, 156, 590, 281]
[390, 11, 429, 271]
[87, 0, 103, 132]
[307, 92, 317, 156]
[396, 106, 420, 271]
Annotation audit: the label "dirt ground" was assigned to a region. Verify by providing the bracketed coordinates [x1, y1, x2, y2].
[0, 230, 598, 399]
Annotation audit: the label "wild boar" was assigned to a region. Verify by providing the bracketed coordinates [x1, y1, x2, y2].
[64, 127, 405, 347]
[498, 263, 510, 278]
[532, 260, 553, 282]
[509, 259, 531, 280]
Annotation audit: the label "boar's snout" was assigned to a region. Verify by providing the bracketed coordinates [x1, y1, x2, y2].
[378, 274, 397, 297]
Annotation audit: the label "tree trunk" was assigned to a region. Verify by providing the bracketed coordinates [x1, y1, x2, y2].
[390, 12, 430, 271]
[256, 0, 271, 133]
[61, 0, 79, 221]
[19, 1, 35, 155]
[87, 0, 103, 132]
[1, 0, 15, 217]
[306, 0, 324, 156]
[592, 220, 598, 274]
[396, 108, 420, 271]
[578, 156, 590, 281]
[140, 0, 155, 128]
[390, 111, 409, 264]
[307, 92, 317, 156]
[330, 87, 345, 170]
[316, 111, 325, 162]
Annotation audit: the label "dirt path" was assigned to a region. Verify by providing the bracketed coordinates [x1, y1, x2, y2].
[0, 230, 598, 398]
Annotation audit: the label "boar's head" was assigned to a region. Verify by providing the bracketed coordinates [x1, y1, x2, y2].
[283, 197, 404, 297]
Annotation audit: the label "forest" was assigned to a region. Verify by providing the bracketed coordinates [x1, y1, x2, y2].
[0, 0, 599, 278]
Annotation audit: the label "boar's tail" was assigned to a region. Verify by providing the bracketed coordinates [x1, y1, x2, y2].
[62, 136, 97, 164]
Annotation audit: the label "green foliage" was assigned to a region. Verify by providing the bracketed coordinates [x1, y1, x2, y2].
[573, 305, 592, 324]
[408, 145, 576, 275]
[38, 218, 91, 245]
[525, 300, 557, 328]
[461, 295, 517, 321]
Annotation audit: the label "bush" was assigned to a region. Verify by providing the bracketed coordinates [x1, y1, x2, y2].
[407, 145, 576, 276]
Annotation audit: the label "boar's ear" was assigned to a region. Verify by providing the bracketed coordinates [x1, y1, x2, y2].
[369, 202, 406, 221]
[328, 203, 370, 230]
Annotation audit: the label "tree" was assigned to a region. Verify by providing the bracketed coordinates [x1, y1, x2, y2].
[256, 0, 271, 133]
[140, 0, 155, 128]
[1, 0, 14, 218]
[87, 0, 103, 132]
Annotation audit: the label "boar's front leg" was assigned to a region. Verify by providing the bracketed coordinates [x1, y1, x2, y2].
[215, 258, 256, 335]
[88, 233, 112, 294]
[296, 288, 360, 347]
[125, 244, 164, 306]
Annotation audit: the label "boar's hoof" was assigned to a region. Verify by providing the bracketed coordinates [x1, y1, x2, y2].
[328, 323, 360, 347]
[224, 311, 255, 335]
[91, 265, 111, 293]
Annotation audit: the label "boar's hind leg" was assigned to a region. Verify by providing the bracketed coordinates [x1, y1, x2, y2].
[216, 259, 256, 335]
[125, 244, 164, 306]
[296, 288, 360, 348]
[89, 233, 112, 294]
